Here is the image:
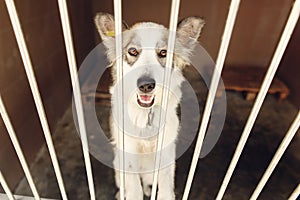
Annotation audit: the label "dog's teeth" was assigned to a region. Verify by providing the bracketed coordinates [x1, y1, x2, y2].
[137, 93, 155, 108]
[139, 95, 153, 103]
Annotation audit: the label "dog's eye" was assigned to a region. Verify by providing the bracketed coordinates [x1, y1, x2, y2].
[128, 47, 139, 56]
[158, 49, 167, 58]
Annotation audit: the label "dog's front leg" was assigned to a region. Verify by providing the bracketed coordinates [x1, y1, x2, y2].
[157, 145, 176, 200]
[157, 164, 175, 200]
[113, 149, 143, 200]
[114, 170, 143, 200]
[125, 172, 143, 200]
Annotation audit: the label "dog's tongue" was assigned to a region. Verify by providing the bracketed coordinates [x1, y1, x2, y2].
[140, 95, 152, 102]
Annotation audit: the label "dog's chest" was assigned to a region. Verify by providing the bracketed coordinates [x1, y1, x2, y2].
[137, 139, 157, 153]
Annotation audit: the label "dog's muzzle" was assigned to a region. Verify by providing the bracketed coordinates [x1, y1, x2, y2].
[137, 76, 156, 108]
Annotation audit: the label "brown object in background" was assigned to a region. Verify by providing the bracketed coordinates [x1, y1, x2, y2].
[222, 66, 290, 101]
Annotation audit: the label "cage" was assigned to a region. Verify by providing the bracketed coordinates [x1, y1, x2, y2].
[0, 0, 299, 199]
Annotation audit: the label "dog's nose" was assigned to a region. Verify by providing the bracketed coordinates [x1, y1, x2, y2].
[137, 77, 156, 93]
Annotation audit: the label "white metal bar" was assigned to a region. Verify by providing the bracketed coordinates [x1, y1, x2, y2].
[288, 183, 300, 200]
[0, 171, 14, 200]
[182, 0, 241, 199]
[250, 111, 300, 200]
[0, 96, 40, 200]
[4, 0, 68, 199]
[113, 0, 125, 200]
[57, 1, 96, 200]
[150, 0, 180, 199]
[216, 1, 300, 199]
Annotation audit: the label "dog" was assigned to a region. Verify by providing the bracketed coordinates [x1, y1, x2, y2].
[94, 13, 204, 200]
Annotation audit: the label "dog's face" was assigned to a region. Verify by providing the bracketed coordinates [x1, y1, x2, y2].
[95, 13, 204, 109]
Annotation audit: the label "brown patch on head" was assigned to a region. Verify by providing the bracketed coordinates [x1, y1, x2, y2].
[124, 47, 142, 66]
[156, 39, 168, 67]
[123, 35, 142, 66]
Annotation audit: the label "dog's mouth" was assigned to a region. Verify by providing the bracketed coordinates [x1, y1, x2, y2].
[137, 94, 155, 108]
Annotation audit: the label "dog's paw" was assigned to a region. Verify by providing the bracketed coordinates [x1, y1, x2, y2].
[116, 190, 143, 200]
[127, 192, 143, 200]
[157, 192, 175, 200]
[143, 184, 152, 197]
[115, 191, 120, 200]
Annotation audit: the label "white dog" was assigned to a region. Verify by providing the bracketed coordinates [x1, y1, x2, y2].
[94, 13, 204, 200]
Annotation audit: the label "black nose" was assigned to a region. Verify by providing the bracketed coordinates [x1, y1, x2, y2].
[137, 77, 156, 93]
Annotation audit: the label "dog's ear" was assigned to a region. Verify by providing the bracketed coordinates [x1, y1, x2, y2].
[94, 12, 129, 40]
[174, 17, 205, 69]
[177, 17, 205, 40]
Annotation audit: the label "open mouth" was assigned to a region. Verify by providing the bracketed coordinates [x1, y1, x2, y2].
[137, 94, 155, 108]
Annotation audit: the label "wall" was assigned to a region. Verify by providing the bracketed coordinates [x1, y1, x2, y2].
[0, 0, 94, 191]
[278, 20, 300, 108]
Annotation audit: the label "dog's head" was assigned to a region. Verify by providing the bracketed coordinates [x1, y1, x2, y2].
[95, 13, 204, 109]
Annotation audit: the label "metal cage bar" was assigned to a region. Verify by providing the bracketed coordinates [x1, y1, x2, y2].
[113, 0, 125, 199]
[150, 0, 181, 199]
[288, 183, 300, 200]
[250, 111, 300, 200]
[0, 96, 40, 199]
[182, 0, 241, 199]
[0, 171, 14, 200]
[57, 1, 96, 199]
[216, 1, 300, 199]
[4, 0, 68, 199]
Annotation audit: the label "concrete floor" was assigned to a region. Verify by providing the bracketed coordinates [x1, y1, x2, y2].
[14, 68, 299, 200]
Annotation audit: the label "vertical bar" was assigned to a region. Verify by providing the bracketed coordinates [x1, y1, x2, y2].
[4, 0, 68, 199]
[150, 0, 180, 199]
[0, 171, 14, 200]
[113, 0, 125, 199]
[182, 0, 241, 199]
[0, 96, 40, 200]
[288, 184, 300, 200]
[250, 111, 300, 200]
[216, 1, 300, 199]
[57, 1, 96, 200]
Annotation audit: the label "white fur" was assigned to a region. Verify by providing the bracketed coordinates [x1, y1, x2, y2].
[110, 24, 181, 200]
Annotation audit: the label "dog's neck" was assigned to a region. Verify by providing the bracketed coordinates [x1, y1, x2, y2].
[127, 104, 157, 129]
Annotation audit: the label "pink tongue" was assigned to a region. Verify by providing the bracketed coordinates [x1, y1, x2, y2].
[140, 95, 152, 102]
